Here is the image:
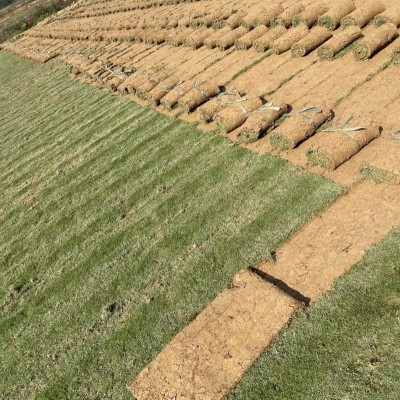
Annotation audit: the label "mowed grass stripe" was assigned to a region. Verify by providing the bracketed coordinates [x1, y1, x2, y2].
[0, 51, 343, 399]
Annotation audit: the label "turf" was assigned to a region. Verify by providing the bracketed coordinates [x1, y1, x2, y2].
[230, 226, 400, 400]
[0, 51, 343, 399]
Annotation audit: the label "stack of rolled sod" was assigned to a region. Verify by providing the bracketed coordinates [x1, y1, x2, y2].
[293, 2, 329, 28]
[178, 82, 221, 113]
[235, 25, 268, 50]
[318, 0, 356, 30]
[236, 102, 288, 143]
[272, 4, 305, 28]
[374, 6, 400, 27]
[270, 108, 333, 151]
[291, 26, 332, 57]
[318, 26, 362, 60]
[341, 1, 385, 28]
[253, 26, 287, 52]
[160, 81, 194, 110]
[307, 126, 381, 170]
[197, 93, 240, 123]
[354, 23, 399, 60]
[147, 75, 181, 105]
[215, 98, 263, 133]
[270, 25, 309, 54]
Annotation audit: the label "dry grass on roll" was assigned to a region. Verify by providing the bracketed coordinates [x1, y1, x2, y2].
[215, 98, 263, 134]
[236, 102, 288, 143]
[318, 26, 362, 59]
[178, 82, 221, 113]
[270, 25, 309, 54]
[160, 81, 194, 110]
[393, 47, 400, 65]
[270, 108, 333, 151]
[146, 75, 181, 105]
[235, 25, 268, 50]
[374, 6, 400, 27]
[272, 4, 305, 28]
[307, 125, 381, 170]
[253, 25, 287, 52]
[318, 0, 356, 30]
[341, 1, 385, 28]
[293, 3, 328, 28]
[353, 23, 399, 60]
[291, 26, 332, 57]
[217, 27, 247, 50]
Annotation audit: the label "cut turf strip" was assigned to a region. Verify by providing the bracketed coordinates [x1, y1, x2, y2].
[128, 269, 299, 400]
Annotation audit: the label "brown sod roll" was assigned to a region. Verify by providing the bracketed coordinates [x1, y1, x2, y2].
[235, 25, 268, 50]
[253, 4, 284, 27]
[217, 27, 247, 50]
[240, 6, 266, 30]
[307, 126, 380, 170]
[122, 73, 148, 94]
[196, 93, 240, 122]
[270, 108, 333, 150]
[291, 26, 332, 57]
[253, 25, 287, 52]
[318, 0, 356, 30]
[374, 6, 400, 27]
[136, 70, 171, 99]
[353, 23, 399, 60]
[393, 47, 400, 65]
[204, 27, 230, 48]
[215, 98, 263, 133]
[146, 75, 181, 105]
[236, 102, 288, 143]
[270, 25, 310, 54]
[160, 81, 194, 110]
[178, 81, 221, 113]
[146, 29, 168, 44]
[227, 10, 247, 29]
[272, 4, 305, 28]
[341, 1, 385, 28]
[184, 28, 213, 49]
[318, 25, 362, 59]
[293, 2, 329, 28]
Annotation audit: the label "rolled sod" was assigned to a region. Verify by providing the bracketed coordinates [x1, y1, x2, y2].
[354, 23, 399, 60]
[293, 2, 329, 28]
[272, 4, 305, 28]
[393, 47, 400, 65]
[136, 70, 171, 100]
[270, 25, 309, 54]
[253, 4, 284, 27]
[318, 0, 356, 30]
[341, 1, 385, 28]
[306, 126, 380, 170]
[374, 6, 400, 27]
[160, 81, 194, 110]
[196, 93, 240, 122]
[184, 28, 213, 49]
[270, 108, 333, 151]
[318, 26, 362, 60]
[235, 25, 268, 50]
[215, 97, 263, 134]
[227, 10, 247, 29]
[253, 25, 287, 52]
[291, 26, 332, 58]
[146, 75, 181, 105]
[236, 102, 288, 143]
[204, 27, 230, 49]
[178, 81, 221, 113]
[217, 26, 247, 50]
[118, 73, 148, 95]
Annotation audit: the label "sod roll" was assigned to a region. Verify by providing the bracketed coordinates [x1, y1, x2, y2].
[374, 6, 400, 27]
[270, 25, 310, 54]
[341, 1, 385, 28]
[393, 47, 400, 64]
[160, 81, 194, 110]
[178, 82, 221, 113]
[318, 0, 356, 30]
[307, 126, 380, 170]
[254, 4, 284, 27]
[240, 6, 264, 30]
[147, 75, 181, 105]
[235, 25, 268, 50]
[227, 10, 247, 29]
[217, 27, 247, 50]
[354, 23, 399, 60]
[237, 102, 288, 143]
[215, 98, 263, 133]
[293, 2, 328, 28]
[270, 108, 333, 150]
[272, 4, 305, 28]
[184, 28, 213, 49]
[318, 25, 362, 59]
[136, 70, 171, 99]
[196, 93, 240, 122]
[120, 73, 148, 94]
[253, 25, 287, 52]
[291, 26, 332, 57]
[204, 27, 230, 49]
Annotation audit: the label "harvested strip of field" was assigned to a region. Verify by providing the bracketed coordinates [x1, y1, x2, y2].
[393, 46, 400, 63]
[0, 51, 343, 399]
[128, 269, 300, 400]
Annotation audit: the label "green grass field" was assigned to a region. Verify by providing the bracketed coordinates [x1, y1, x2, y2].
[0, 50, 397, 400]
